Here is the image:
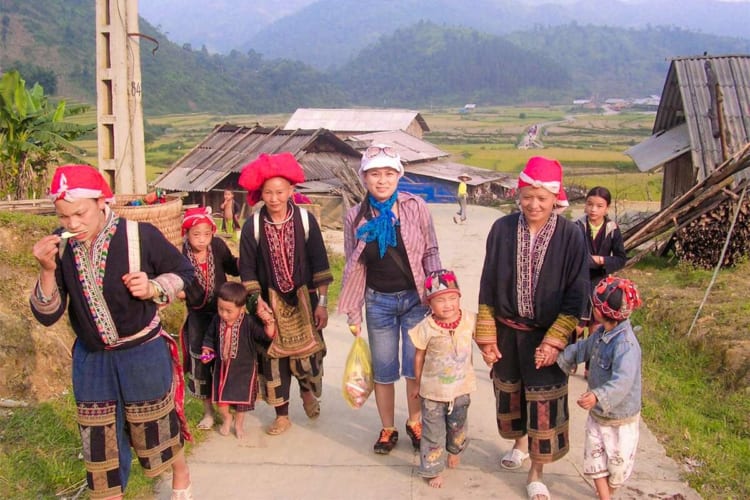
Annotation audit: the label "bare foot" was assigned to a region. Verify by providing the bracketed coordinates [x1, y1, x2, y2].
[427, 475, 443, 488]
[219, 414, 233, 436]
[235, 414, 245, 439]
[447, 453, 460, 468]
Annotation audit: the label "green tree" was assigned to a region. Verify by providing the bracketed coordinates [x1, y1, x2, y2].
[0, 70, 93, 199]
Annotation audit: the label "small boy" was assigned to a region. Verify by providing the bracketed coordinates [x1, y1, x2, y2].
[556, 276, 643, 500]
[408, 269, 477, 488]
[220, 189, 241, 233]
[201, 282, 275, 438]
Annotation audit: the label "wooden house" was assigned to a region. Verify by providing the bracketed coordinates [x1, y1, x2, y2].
[285, 108, 430, 139]
[625, 54, 750, 208]
[151, 124, 362, 227]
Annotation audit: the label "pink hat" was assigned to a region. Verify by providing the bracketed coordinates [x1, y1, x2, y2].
[49, 165, 115, 203]
[181, 206, 216, 236]
[517, 156, 563, 195]
[556, 186, 569, 207]
[238, 152, 306, 206]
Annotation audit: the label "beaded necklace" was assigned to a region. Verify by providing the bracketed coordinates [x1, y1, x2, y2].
[433, 310, 462, 332]
[264, 203, 296, 293]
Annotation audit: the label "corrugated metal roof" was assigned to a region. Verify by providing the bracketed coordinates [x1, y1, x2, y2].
[625, 122, 691, 172]
[653, 54, 750, 181]
[152, 124, 361, 193]
[349, 130, 449, 163]
[405, 161, 513, 187]
[285, 108, 430, 133]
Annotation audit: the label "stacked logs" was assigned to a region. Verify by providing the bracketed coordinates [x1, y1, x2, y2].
[623, 143, 750, 268]
[673, 182, 750, 268]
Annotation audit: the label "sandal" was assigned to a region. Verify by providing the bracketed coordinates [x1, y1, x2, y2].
[500, 447, 529, 470]
[171, 483, 193, 500]
[196, 415, 214, 430]
[266, 416, 292, 435]
[526, 480, 550, 500]
[303, 398, 320, 419]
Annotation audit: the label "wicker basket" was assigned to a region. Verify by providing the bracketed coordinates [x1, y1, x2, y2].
[112, 194, 184, 248]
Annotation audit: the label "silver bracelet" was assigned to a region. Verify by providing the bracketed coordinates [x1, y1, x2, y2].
[317, 294, 328, 308]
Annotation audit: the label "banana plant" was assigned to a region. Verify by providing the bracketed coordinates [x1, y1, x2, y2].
[0, 70, 93, 199]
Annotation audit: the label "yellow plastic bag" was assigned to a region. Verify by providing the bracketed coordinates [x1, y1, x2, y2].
[342, 337, 374, 409]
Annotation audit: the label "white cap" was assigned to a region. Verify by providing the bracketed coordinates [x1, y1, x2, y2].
[359, 143, 404, 177]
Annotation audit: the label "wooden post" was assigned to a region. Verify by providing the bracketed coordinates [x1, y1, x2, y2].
[95, 0, 147, 194]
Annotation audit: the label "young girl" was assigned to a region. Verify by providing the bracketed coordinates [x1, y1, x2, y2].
[557, 276, 643, 500]
[574, 186, 627, 375]
[409, 269, 477, 488]
[179, 206, 239, 430]
[201, 282, 275, 438]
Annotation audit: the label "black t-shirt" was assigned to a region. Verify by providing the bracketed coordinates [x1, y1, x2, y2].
[362, 227, 415, 293]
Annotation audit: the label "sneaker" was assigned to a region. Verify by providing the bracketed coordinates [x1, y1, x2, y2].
[405, 420, 422, 450]
[373, 428, 398, 454]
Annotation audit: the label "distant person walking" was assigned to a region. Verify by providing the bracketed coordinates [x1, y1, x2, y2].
[453, 174, 471, 224]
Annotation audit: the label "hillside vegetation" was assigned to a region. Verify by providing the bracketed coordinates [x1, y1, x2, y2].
[2, 0, 749, 114]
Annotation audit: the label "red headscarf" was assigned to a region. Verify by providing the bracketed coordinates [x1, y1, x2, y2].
[181, 206, 216, 236]
[238, 152, 306, 206]
[49, 165, 115, 203]
[517, 156, 563, 195]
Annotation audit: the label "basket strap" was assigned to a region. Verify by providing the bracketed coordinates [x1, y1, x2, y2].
[126, 219, 141, 273]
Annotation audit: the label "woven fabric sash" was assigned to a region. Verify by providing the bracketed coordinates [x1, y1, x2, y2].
[266, 285, 324, 359]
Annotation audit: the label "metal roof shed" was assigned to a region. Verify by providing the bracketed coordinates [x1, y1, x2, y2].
[625, 54, 750, 208]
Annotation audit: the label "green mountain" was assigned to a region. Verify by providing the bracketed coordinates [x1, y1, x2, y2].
[332, 21, 572, 107]
[2, 0, 749, 114]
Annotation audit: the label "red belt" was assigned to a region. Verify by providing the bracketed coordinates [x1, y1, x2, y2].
[497, 317, 534, 332]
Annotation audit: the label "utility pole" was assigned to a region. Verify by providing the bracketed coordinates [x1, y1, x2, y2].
[94, 0, 146, 194]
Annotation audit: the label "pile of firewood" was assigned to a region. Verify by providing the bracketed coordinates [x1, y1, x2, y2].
[623, 143, 750, 268]
[673, 181, 750, 268]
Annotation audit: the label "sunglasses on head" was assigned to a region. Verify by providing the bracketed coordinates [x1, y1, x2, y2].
[365, 145, 398, 158]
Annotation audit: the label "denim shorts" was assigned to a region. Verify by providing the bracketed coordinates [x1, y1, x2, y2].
[365, 287, 429, 384]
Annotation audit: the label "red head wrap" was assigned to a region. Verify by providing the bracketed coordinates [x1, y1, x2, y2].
[517, 156, 563, 195]
[49, 165, 114, 203]
[181, 206, 216, 236]
[238, 152, 305, 206]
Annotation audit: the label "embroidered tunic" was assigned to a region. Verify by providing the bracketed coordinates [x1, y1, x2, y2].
[202, 313, 266, 406]
[31, 220, 194, 351]
[476, 212, 588, 348]
[181, 237, 239, 397]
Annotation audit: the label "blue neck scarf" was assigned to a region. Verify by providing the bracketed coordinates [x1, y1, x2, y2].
[356, 192, 399, 258]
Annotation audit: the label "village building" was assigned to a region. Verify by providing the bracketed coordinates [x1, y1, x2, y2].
[625, 54, 750, 208]
[285, 108, 429, 139]
[151, 124, 361, 228]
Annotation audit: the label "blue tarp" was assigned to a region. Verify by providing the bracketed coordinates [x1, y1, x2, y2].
[398, 174, 458, 203]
